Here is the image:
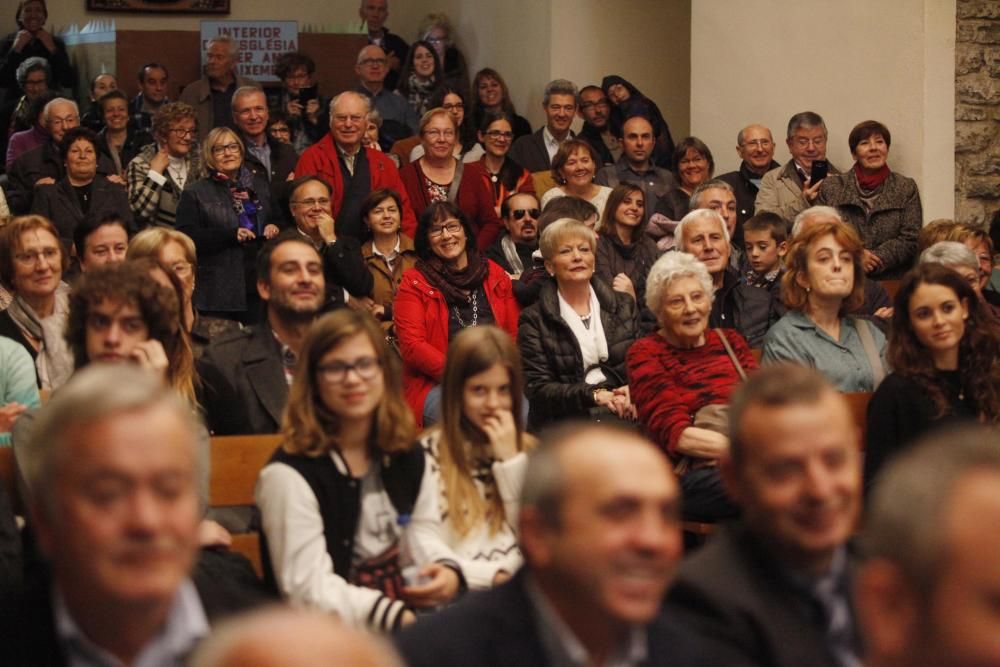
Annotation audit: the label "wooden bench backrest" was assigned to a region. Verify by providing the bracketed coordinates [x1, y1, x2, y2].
[209, 434, 283, 507]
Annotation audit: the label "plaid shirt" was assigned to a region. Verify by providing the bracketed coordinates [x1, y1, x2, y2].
[126, 143, 206, 227]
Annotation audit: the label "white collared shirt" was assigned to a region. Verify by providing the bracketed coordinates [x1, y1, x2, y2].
[543, 126, 572, 162]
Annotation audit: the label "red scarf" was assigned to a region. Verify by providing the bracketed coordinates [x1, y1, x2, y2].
[854, 162, 890, 191]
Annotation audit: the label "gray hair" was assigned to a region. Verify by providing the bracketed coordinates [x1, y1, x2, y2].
[207, 33, 238, 59]
[367, 108, 383, 128]
[791, 205, 843, 238]
[786, 111, 827, 140]
[230, 85, 265, 111]
[674, 208, 729, 252]
[42, 97, 78, 127]
[863, 426, 1000, 598]
[22, 365, 201, 517]
[644, 251, 715, 319]
[328, 90, 372, 117]
[16, 56, 50, 88]
[919, 241, 979, 273]
[688, 178, 735, 211]
[543, 79, 578, 107]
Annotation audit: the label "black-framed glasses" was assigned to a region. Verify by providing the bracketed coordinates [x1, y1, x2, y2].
[168, 127, 197, 137]
[484, 130, 513, 140]
[428, 221, 463, 238]
[317, 357, 381, 384]
[512, 208, 540, 220]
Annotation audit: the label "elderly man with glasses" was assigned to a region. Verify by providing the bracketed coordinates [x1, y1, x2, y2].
[295, 90, 416, 241]
[354, 44, 418, 133]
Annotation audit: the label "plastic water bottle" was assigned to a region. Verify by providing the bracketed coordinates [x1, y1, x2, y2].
[397, 513, 429, 586]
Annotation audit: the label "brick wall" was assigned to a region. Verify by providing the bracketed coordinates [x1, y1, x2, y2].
[955, 0, 1000, 227]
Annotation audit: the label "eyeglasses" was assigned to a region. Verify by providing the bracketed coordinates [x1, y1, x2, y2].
[442, 102, 464, 111]
[291, 197, 331, 208]
[579, 100, 610, 110]
[211, 142, 242, 155]
[679, 155, 707, 167]
[169, 127, 197, 137]
[49, 114, 79, 127]
[358, 58, 388, 67]
[14, 248, 60, 266]
[511, 208, 540, 220]
[317, 356, 381, 384]
[740, 139, 773, 149]
[423, 128, 455, 139]
[484, 130, 513, 140]
[428, 221, 463, 238]
[333, 114, 364, 125]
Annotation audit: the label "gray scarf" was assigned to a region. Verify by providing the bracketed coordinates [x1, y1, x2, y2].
[500, 234, 525, 275]
[5, 285, 72, 390]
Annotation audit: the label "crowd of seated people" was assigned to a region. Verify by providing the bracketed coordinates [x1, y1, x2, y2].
[0, 1, 998, 664]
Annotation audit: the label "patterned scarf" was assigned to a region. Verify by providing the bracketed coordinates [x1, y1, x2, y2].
[416, 248, 490, 304]
[405, 73, 438, 116]
[210, 166, 261, 232]
[5, 286, 72, 390]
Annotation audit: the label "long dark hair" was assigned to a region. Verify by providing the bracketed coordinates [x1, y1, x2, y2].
[888, 263, 999, 421]
[396, 40, 444, 98]
[429, 85, 476, 154]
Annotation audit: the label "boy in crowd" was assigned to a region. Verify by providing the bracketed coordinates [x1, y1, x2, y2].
[743, 211, 788, 296]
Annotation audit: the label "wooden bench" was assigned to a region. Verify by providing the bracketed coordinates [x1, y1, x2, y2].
[208, 434, 283, 577]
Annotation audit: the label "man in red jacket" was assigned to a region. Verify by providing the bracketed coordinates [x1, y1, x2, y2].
[295, 90, 416, 241]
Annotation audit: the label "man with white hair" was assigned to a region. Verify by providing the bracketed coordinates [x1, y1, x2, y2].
[295, 90, 415, 240]
[6, 96, 118, 213]
[179, 35, 259, 141]
[1, 365, 255, 664]
[675, 207, 780, 347]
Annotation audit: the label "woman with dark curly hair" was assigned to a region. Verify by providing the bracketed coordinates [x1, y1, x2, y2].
[864, 263, 1000, 489]
[66, 258, 197, 406]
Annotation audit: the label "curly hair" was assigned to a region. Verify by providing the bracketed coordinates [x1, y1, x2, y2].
[281, 309, 415, 456]
[781, 221, 866, 316]
[67, 259, 197, 406]
[151, 101, 197, 142]
[888, 263, 999, 422]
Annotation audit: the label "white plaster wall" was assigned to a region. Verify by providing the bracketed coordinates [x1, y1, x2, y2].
[691, 0, 955, 221]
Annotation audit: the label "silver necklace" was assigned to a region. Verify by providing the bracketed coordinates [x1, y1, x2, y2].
[453, 290, 479, 328]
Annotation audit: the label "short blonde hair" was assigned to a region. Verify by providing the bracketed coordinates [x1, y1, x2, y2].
[202, 127, 243, 172]
[127, 226, 197, 267]
[419, 106, 456, 134]
[539, 218, 597, 261]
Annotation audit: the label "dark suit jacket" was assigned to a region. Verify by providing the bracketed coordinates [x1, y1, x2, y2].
[717, 160, 780, 239]
[509, 129, 552, 174]
[665, 523, 853, 667]
[6, 142, 117, 215]
[397, 569, 711, 667]
[197, 324, 287, 435]
[242, 134, 299, 227]
[0, 553, 267, 666]
[30, 177, 135, 251]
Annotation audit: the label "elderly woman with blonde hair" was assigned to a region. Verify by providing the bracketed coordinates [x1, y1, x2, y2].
[627, 251, 757, 520]
[127, 225, 241, 356]
[517, 218, 639, 430]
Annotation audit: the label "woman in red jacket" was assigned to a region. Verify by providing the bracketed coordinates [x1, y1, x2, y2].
[394, 201, 519, 428]
[399, 107, 502, 250]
